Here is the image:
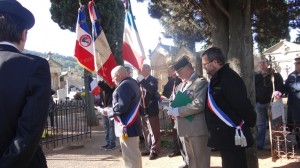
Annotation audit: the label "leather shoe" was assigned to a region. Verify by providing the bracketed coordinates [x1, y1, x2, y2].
[141, 150, 150, 156]
[149, 152, 158, 160]
[168, 151, 180, 157]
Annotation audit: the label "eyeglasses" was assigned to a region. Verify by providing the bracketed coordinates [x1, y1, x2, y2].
[202, 61, 212, 67]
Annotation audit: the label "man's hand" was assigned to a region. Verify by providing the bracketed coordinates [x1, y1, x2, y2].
[136, 75, 144, 82]
[102, 107, 109, 116]
[273, 91, 282, 99]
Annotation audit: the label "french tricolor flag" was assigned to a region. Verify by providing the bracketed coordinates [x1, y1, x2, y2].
[74, 5, 95, 72]
[122, 0, 145, 72]
[88, 76, 101, 96]
[88, 0, 117, 87]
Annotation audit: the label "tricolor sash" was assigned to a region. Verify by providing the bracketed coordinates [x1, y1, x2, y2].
[114, 98, 141, 141]
[207, 85, 247, 147]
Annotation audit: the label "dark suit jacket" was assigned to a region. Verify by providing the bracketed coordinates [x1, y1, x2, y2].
[0, 44, 51, 168]
[112, 77, 142, 137]
[205, 64, 256, 150]
[139, 75, 159, 117]
[98, 81, 115, 107]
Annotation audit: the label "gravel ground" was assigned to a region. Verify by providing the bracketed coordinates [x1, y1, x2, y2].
[45, 126, 300, 168]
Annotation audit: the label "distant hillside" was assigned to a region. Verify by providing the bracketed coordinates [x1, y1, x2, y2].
[24, 50, 83, 72]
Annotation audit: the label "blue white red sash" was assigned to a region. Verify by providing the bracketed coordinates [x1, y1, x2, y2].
[207, 85, 247, 147]
[114, 98, 141, 127]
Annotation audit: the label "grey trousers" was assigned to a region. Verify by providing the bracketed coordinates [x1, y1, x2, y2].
[179, 135, 211, 168]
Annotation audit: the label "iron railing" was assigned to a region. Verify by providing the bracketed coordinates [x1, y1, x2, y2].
[41, 99, 91, 149]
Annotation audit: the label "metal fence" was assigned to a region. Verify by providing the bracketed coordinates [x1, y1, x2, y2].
[270, 117, 300, 161]
[159, 100, 173, 134]
[41, 99, 91, 149]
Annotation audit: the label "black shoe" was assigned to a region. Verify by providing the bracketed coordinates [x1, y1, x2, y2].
[168, 151, 180, 157]
[100, 144, 109, 150]
[149, 152, 158, 160]
[105, 145, 116, 151]
[141, 150, 150, 156]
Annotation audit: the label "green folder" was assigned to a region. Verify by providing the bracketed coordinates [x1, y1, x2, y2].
[170, 91, 194, 121]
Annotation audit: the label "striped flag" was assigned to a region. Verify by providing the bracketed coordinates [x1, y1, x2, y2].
[88, 1, 117, 87]
[88, 76, 101, 96]
[74, 5, 95, 72]
[123, 0, 145, 72]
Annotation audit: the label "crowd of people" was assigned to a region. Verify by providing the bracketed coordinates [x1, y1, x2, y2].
[1, 1, 299, 168]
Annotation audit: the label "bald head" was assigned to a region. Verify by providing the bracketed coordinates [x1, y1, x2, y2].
[141, 64, 151, 77]
[111, 66, 129, 86]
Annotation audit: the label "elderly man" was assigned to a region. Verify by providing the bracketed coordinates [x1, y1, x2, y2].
[0, 1, 51, 167]
[136, 64, 161, 160]
[202, 47, 256, 168]
[168, 56, 211, 168]
[103, 66, 142, 168]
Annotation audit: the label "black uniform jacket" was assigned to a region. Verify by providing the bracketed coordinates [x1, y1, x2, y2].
[0, 44, 51, 168]
[205, 64, 256, 150]
[139, 75, 159, 117]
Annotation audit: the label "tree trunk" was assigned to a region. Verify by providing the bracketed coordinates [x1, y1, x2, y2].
[227, 1, 258, 168]
[84, 70, 99, 126]
[205, 0, 259, 167]
[202, 0, 229, 54]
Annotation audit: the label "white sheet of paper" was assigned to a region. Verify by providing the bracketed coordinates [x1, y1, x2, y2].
[114, 121, 123, 137]
[271, 100, 285, 120]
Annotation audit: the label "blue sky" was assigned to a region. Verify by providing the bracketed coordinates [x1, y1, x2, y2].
[18, 0, 167, 56]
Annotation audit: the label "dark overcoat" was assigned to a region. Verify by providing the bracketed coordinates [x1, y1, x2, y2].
[0, 44, 51, 168]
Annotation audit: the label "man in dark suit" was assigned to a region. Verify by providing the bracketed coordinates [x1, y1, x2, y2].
[162, 66, 182, 157]
[103, 66, 142, 168]
[98, 80, 116, 151]
[137, 64, 161, 160]
[202, 47, 256, 168]
[0, 1, 51, 167]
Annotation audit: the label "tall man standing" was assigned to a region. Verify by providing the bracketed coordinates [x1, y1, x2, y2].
[255, 58, 284, 150]
[0, 1, 51, 167]
[201, 47, 256, 168]
[98, 80, 116, 151]
[103, 66, 142, 168]
[285, 56, 300, 146]
[137, 64, 161, 160]
[162, 66, 182, 157]
[168, 56, 211, 168]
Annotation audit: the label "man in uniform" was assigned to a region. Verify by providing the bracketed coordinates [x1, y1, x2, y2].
[137, 64, 161, 160]
[285, 56, 300, 147]
[168, 56, 211, 168]
[0, 1, 51, 167]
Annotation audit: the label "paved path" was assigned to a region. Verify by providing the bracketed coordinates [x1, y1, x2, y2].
[45, 125, 300, 168]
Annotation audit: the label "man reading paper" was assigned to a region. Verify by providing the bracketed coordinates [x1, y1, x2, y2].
[168, 56, 211, 168]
